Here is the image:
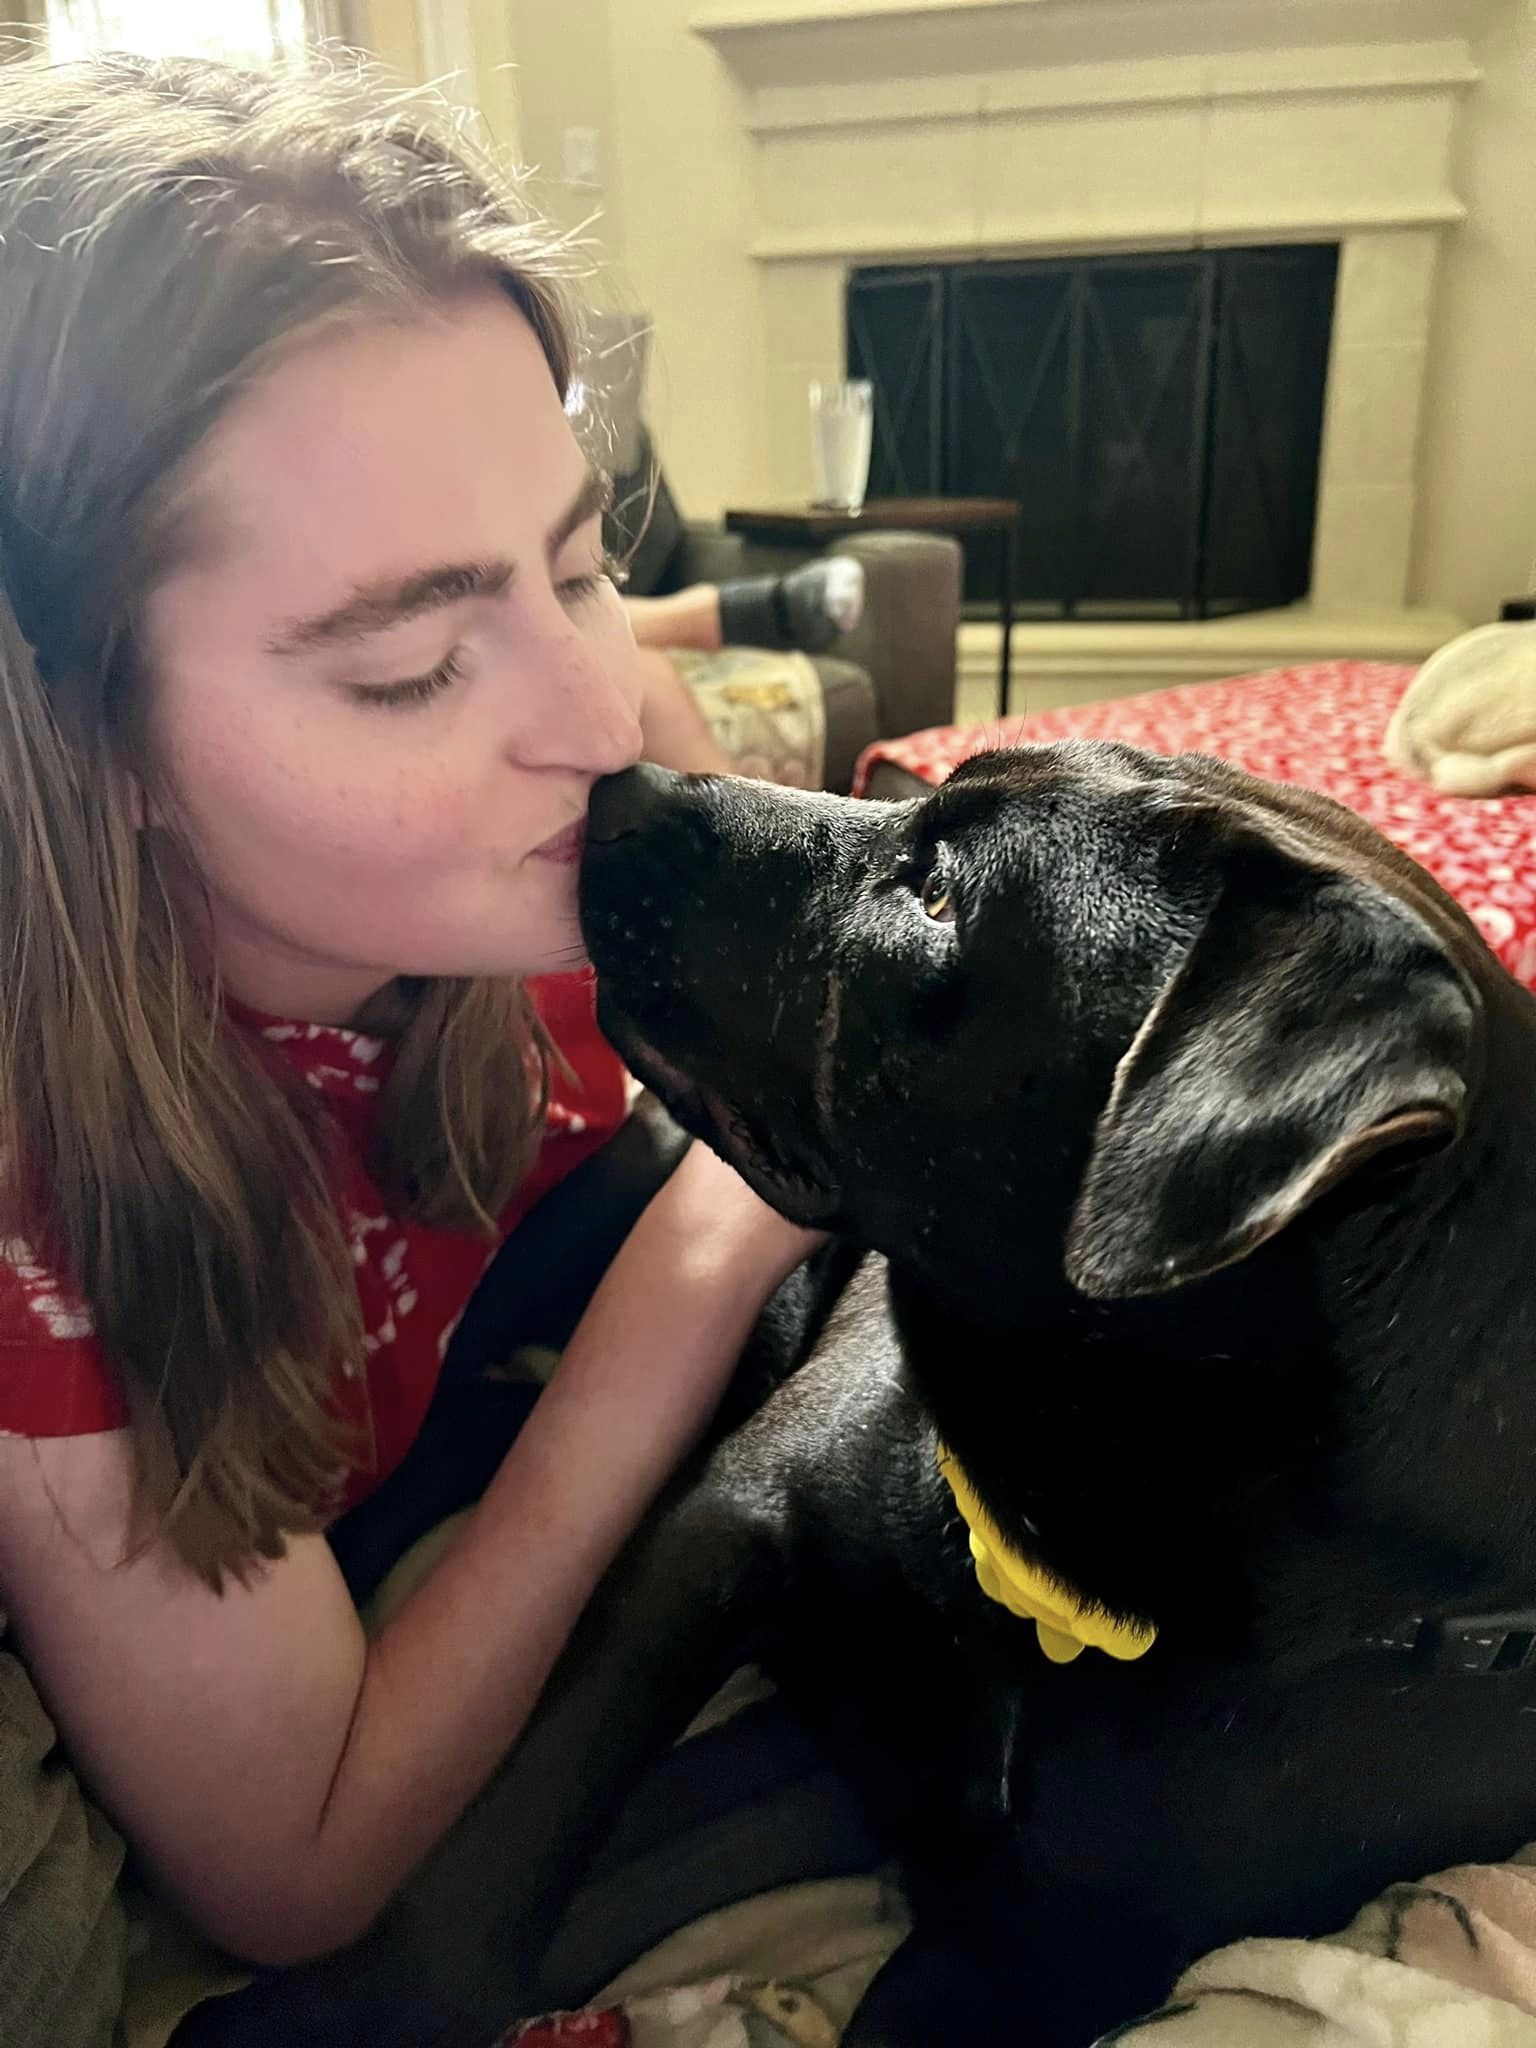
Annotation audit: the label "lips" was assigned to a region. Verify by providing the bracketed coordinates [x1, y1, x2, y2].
[532, 818, 586, 865]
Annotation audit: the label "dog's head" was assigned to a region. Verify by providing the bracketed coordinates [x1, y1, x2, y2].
[580, 746, 1484, 1307]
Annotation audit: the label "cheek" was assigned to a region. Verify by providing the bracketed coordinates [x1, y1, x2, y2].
[155, 687, 467, 882]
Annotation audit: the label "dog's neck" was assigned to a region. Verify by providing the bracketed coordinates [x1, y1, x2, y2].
[1320, 988, 1536, 1599]
[888, 1250, 1312, 1647]
[889, 989, 1536, 1653]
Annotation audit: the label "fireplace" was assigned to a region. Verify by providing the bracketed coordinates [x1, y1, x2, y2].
[848, 245, 1339, 621]
[713, 10, 1471, 697]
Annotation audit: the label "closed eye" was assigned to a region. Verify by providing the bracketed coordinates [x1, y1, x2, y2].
[352, 555, 623, 709]
[348, 647, 466, 711]
[557, 552, 628, 607]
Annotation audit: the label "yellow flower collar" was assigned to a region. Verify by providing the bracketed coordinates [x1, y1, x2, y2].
[936, 1443, 1157, 1666]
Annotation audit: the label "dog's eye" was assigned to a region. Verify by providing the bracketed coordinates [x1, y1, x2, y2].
[920, 869, 956, 923]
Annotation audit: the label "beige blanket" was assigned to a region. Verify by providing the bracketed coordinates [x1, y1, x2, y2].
[568, 1850, 1536, 2048]
[1112, 1852, 1536, 2045]
[666, 648, 826, 791]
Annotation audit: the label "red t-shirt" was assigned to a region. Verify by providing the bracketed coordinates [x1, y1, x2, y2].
[0, 972, 628, 1512]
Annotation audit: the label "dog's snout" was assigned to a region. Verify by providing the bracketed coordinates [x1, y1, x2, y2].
[587, 762, 688, 848]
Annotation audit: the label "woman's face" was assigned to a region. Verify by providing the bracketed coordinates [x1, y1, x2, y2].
[140, 286, 645, 1023]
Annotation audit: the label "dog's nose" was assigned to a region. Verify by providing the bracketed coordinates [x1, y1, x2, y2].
[587, 762, 688, 847]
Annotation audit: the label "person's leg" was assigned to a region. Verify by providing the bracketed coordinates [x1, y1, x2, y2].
[626, 583, 723, 653]
[172, 1144, 872, 2048]
[327, 1099, 692, 1606]
[626, 558, 866, 660]
[169, 1109, 699, 2046]
[716, 555, 864, 654]
[636, 646, 732, 775]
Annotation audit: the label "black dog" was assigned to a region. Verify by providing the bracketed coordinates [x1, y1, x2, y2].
[468, 744, 1536, 2045]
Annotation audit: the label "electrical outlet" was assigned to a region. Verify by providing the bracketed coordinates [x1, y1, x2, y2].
[564, 127, 601, 188]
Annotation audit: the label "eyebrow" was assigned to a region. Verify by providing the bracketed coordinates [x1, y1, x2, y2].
[264, 466, 613, 657]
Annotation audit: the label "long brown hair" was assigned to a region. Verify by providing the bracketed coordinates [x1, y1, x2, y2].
[0, 51, 582, 1583]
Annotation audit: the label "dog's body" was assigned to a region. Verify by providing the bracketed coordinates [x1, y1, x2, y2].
[484, 744, 1536, 2045]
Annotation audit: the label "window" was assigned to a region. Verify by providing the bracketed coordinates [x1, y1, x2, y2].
[44, 0, 329, 66]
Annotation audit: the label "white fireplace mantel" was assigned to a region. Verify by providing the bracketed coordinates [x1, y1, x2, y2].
[691, 0, 1052, 29]
[725, 3, 1479, 682]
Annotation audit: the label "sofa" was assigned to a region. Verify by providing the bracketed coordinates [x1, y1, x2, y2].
[604, 427, 961, 792]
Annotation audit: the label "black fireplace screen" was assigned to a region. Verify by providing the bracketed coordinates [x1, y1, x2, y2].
[847, 244, 1338, 619]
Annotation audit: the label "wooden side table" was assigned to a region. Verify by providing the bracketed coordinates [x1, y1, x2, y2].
[725, 497, 1019, 721]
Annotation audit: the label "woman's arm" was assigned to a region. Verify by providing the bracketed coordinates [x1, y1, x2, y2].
[0, 1144, 815, 1967]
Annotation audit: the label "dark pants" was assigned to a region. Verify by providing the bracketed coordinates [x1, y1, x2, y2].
[169, 1105, 685, 2048]
[327, 1095, 691, 1609]
[170, 1102, 879, 2048]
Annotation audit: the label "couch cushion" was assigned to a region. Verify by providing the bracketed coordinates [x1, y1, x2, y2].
[812, 657, 878, 795]
[669, 647, 828, 790]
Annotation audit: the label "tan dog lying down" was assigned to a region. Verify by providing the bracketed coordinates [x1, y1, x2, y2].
[1385, 622, 1536, 796]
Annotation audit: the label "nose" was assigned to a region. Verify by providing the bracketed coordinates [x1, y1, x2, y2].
[587, 761, 690, 846]
[512, 622, 645, 777]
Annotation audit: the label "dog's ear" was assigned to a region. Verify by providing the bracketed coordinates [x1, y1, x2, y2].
[1064, 845, 1475, 1301]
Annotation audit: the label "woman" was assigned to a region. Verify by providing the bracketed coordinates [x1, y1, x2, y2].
[0, 49, 817, 2044]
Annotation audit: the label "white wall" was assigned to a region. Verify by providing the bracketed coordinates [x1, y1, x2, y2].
[500, 0, 624, 256]
[1414, 0, 1536, 623]
[373, 0, 1536, 626]
[600, 0, 766, 515]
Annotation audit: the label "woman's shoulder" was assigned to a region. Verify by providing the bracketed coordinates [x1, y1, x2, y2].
[0, 1237, 126, 1437]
